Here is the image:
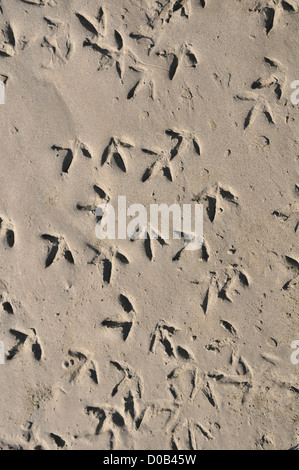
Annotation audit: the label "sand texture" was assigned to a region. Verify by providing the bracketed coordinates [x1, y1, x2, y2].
[0, 0, 298, 450]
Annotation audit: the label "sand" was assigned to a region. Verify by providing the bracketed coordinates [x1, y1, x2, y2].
[0, 0, 298, 450]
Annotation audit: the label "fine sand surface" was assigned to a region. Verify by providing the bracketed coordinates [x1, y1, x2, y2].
[0, 0, 298, 450]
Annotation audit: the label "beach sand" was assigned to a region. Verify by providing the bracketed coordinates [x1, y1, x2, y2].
[0, 0, 298, 450]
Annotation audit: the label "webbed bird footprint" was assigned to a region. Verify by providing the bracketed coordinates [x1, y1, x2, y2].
[148, 0, 206, 31]
[110, 361, 142, 400]
[83, 23, 125, 80]
[63, 350, 99, 385]
[87, 244, 130, 285]
[102, 294, 135, 341]
[208, 356, 253, 403]
[141, 129, 200, 183]
[156, 43, 199, 81]
[194, 184, 238, 223]
[101, 137, 134, 172]
[41, 234, 74, 268]
[6, 328, 43, 362]
[42, 17, 72, 67]
[75, 7, 106, 38]
[85, 405, 127, 442]
[202, 268, 250, 315]
[128, 221, 167, 262]
[235, 58, 286, 129]
[150, 322, 192, 360]
[51, 140, 92, 174]
[0, 22, 16, 57]
[77, 184, 110, 216]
